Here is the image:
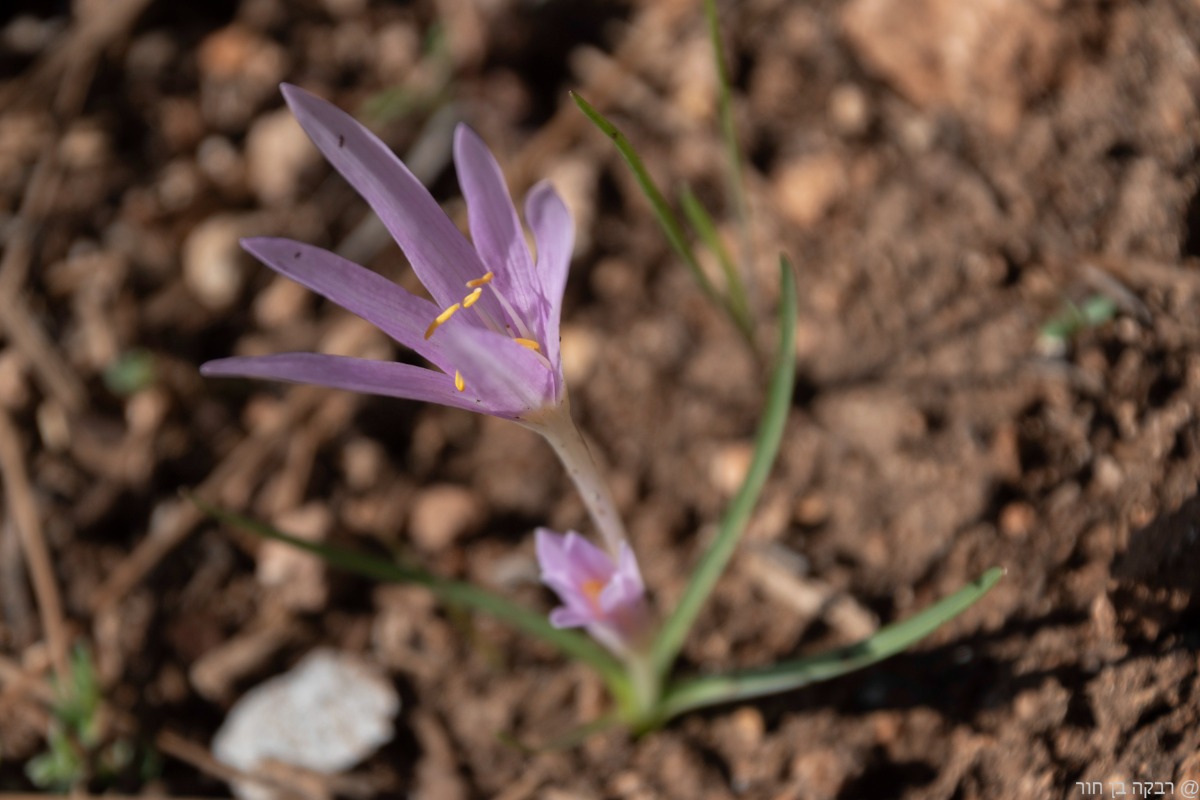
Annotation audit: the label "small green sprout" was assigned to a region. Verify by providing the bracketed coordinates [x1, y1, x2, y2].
[1037, 294, 1120, 358]
[25, 645, 153, 792]
[102, 349, 156, 396]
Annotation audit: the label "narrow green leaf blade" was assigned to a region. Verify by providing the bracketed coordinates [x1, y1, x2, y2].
[650, 256, 797, 677]
[191, 496, 630, 693]
[658, 567, 1004, 721]
[703, 0, 753, 280]
[570, 92, 719, 304]
[680, 185, 751, 332]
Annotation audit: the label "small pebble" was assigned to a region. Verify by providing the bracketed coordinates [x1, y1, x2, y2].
[157, 159, 201, 211]
[374, 22, 419, 81]
[729, 706, 765, 747]
[183, 214, 249, 311]
[709, 442, 752, 497]
[259, 503, 332, 612]
[196, 135, 244, 191]
[36, 401, 70, 452]
[999, 501, 1036, 539]
[829, 83, 871, 136]
[409, 484, 484, 551]
[58, 122, 109, 169]
[1091, 454, 1123, 494]
[559, 324, 600, 384]
[212, 649, 399, 800]
[773, 153, 848, 228]
[794, 492, 830, 526]
[125, 388, 169, 436]
[340, 437, 387, 492]
[245, 108, 318, 206]
[0, 349, 30, 410]
[253, 275, 312, 330]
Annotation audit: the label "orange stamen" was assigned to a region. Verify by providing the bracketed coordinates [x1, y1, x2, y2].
[582, 578, 606, 614]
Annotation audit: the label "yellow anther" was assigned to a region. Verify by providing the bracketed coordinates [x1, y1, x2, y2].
[465, 271, 495, 288]
[462, 287, 483, 308]
[454, 370, 465, 392]
[424, 303, 461, 339]
[514, 337, 541, 352]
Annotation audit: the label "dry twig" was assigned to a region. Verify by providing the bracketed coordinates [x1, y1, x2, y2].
[0, 410, 69, 682]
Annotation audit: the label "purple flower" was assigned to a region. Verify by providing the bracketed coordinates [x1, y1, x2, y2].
[201, 84, 573, 422]
[536, 528, 648, 656]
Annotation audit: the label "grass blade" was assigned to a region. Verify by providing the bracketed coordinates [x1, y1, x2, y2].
[680, 185, 751, 333]
[191, 496, 631, 694]
[658, 567, 1004, 721]
[571, 93, 720, 304]
[703, 0, 753, 284]
[650, 256, 796, 677]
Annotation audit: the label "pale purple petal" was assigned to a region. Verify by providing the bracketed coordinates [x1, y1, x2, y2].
[437, 323, 558, 416]
[280, 84, 505, 321]
[616, 542, 644, 592]
[599, 544, 645, 613]
[536, 530, 603, 612]
[535, 528, 573, 576]
[536, 528, 648, 655]
[200, 353, 491, 414]
[524, 181, 573, 367]
[240, 238, 455, 373]
[203, 87, 572, 425]
[538, 529, 613, 586]
[549, 606, 594, 629]
[562, 531, 618, 581]
[453, 125, 540, 334]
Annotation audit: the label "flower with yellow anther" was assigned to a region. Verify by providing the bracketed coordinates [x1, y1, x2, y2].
[205, 84, 633, 556]
[203, 84, 630, 556]
[202, 87, 650, 693]
[205, 84, 572, 424]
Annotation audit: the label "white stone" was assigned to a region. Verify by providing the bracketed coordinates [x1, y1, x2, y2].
[212, 649, 399, 800]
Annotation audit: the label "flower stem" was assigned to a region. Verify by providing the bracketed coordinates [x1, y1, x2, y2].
[622, 650, 662, 727]
[535, 404, 628, 558]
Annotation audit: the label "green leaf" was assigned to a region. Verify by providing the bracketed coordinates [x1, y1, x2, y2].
[1039, 294, 1118, 342]
[26, 727, 85, 792]
[571, 95, 722, 303]
[657, 567, 1004, 721]
[60, 645, 102, 746]
[190, 496, 632, 702]
[703, 0, 753, 282]
[650, 256, 797, 678]
[680, 185, 751, 333]
[103, 349, 156, 396]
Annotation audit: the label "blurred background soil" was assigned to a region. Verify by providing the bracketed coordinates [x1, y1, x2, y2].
[2, 0, 1200, 797]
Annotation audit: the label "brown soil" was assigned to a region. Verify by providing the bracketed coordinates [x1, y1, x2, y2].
[2, 0, 1200, 798]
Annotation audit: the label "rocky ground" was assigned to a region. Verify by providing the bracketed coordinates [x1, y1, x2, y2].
[2, 0, 1200, 797]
